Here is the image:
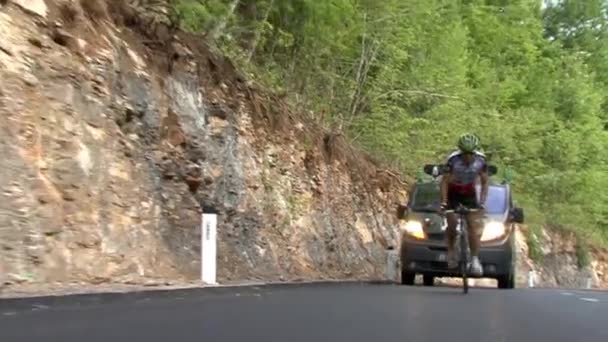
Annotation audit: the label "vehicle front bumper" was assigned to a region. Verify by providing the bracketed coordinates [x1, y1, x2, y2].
[400, 237, 514, 278]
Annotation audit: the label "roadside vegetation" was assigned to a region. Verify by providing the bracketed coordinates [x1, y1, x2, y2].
[169, 0, 608, 252]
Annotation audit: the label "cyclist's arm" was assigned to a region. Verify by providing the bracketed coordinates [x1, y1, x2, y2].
[440, 174, 449, 206]
[440, 163, 453, 206]
[479, 167, 489, 206]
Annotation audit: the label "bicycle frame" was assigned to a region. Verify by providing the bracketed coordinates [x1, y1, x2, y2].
[443, 204, 481, 294]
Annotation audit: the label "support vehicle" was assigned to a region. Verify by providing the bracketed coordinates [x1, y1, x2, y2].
[397, 164, 524, 289]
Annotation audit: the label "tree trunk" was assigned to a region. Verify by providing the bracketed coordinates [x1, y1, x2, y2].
[247, 0, 275, 62]
[210, 0, 241, 41]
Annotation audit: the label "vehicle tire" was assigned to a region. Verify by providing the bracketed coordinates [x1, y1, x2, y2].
[498, 274, 515, 289]
[401, 270, 415, 285]
[498, 249, 516, 289]
[423, 275, 435, 286]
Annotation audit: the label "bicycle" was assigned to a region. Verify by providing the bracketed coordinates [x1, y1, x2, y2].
[441, 204, 483, 294]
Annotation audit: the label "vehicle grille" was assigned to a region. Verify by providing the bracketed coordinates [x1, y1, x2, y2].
[430, 261, 449, 269]
[426, 233, 446, 241]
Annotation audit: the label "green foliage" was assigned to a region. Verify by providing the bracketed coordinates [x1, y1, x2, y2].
[173, 0, 226, 32]
[575, 237, 591, 269]
[527, 227, 544, 263]
[172, 0, 608, 247]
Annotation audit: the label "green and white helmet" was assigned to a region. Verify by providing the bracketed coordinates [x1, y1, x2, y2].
[457, 133, 480, 153]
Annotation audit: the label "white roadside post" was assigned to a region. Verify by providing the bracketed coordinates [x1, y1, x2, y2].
[201, 208, 218, 285]
[528, 270, 535, 288]
[386, 247, 399, 282]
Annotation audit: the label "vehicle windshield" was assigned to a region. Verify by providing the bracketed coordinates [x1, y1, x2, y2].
[485, 186, 507, 214]
[409, 183, 442, 211]
[410, 183, 507, 214]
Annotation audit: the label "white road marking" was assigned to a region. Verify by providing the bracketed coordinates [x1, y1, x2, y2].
[579, 298, 599, 303]
[31, 304, 49, 311]
[560, 292, 574, 296]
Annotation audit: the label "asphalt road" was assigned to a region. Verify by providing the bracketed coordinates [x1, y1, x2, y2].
[1, 283, 607, 342]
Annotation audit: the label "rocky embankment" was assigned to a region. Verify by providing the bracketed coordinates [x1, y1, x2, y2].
[515, 227, 608, 289]
[0, 0, 406, 293]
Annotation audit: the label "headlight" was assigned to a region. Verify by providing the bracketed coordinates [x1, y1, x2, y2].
[403, 221, 426, 240]
[481, 222, 506, 241]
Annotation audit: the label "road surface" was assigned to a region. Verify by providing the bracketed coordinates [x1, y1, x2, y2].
[1, 283, 607, 341]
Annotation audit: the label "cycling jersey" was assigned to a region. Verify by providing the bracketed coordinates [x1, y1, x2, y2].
[445, 150, 487, 196]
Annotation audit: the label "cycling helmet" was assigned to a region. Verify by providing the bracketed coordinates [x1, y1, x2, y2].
[457, 133, 480, 153]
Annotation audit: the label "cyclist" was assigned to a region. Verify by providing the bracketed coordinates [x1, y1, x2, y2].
[440, 133, 489, 276]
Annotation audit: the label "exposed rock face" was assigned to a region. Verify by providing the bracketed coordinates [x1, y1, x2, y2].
[9, 0, 47, 18]
[515, 227, 608, 289]
[0, 1, 406, 289]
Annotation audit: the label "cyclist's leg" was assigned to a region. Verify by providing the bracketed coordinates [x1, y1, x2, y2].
[463, 196, 483, 257]
[446, 213, 459, 268]
[463, 195, 484, 275]
[445, 193, 460, 268]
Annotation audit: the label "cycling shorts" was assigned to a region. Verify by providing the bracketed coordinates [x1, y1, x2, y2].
[447, 184, 479, 209]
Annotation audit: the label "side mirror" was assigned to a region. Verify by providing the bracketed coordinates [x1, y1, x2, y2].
[509, 207, 524, 224]
[487, 165, 498, 176]
[423, 164, 447, 177]
[423, 164, 436, 176]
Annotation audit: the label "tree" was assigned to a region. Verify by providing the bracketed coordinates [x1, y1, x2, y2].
[171, 0, 608, 245]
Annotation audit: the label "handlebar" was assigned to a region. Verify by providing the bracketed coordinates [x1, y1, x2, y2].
[442, 204, 483, 215]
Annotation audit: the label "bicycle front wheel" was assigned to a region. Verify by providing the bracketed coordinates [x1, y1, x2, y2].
[460, 222, 470, 294]
[461, 258, 468, 293]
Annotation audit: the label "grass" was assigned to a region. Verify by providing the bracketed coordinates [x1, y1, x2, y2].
[514, 190, 608, 266]
[527, 226, 544, 263]
[575, 238, 591, 269]
[516, 196, 545, 262]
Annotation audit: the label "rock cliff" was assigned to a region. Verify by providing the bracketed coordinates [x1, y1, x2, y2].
[0, 0, 406, 291]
